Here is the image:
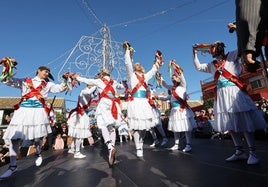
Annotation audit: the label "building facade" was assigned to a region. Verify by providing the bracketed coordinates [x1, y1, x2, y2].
[0, 97, 66, 130]
[201, 65, 268, 102]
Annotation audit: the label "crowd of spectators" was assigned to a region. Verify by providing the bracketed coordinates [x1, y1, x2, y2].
[1, 98, 268, 167]
[255, 98, 268, 124]
[0, 130, 9, 166]
[193, 99, 268, 140]
[0, 116, 103, 167]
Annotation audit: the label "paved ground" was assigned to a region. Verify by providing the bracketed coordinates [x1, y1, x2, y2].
[0, 136, 268, 187]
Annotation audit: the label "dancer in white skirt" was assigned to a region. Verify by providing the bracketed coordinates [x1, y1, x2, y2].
[0, 65, 66, 179]
[118, 113, 129, 143]
[124, 42, 162, 157]
[74, 70, 124, 167]
[193, 41, 268, 164]
[160, 61, 196, 152]
[67, 85, 97, 159]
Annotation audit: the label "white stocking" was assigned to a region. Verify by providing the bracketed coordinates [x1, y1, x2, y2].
[134, 130, 146, 150]
[149, 128, 157, 141]
[229, 131, 244, 152]
[174, 132, 180, 145]
[110, 129, 116, 146]
[101, 127, 114, 149]
[73, 138, 82, 153]
[243, 132, 256, 151]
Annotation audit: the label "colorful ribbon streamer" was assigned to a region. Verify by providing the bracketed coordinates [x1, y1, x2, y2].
[168, 59, 183, 77]
[62, 72, 80, 95]
[154, 50, 163, 87]
[0, 57, 17, 82]
[193, 43, 213, 54]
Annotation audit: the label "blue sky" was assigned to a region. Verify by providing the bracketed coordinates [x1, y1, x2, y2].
[0, 0, 236, 109]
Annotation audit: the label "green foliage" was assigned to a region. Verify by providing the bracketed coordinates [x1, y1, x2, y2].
[165, 109, 171, 117]
[203, 98, 214, 111]
[55, 112, 67, 123]
[121, 109, 127, 115]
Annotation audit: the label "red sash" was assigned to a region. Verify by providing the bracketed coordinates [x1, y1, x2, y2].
[171, 86, 189, 110]
[14, 78, 48, 113]
[146, 91, 156, 108]
[68, 95, 92, 119]
[148, 97, 156, 108]
[129, 73, 148, 100]
[121, 116, 128, 123]
[213, 56, 247, 100]
[99, 78, 120, 119]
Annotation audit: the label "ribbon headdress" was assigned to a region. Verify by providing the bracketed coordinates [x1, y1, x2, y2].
[154, 50, 164, 88]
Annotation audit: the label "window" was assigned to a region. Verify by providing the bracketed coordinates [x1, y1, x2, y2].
[249, 76, 264, 90]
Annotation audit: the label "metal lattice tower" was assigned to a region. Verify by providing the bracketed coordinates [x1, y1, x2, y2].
[57, 25, 126, 81]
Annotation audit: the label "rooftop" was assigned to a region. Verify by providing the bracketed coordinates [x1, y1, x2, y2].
[0, 97, 66, 109]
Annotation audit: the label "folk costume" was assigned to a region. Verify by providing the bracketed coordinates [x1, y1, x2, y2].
[76, 72, 124, 167]
[118, 114, 129, 142]
[0, 66, 66, 179]
[193, 45, 267, 164]
[67, 86, 97, 158]
[161, 72, 196, 152]
[124, 48, 160, 157]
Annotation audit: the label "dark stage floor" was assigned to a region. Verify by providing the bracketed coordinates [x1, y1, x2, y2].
[1, 137, 268, 187]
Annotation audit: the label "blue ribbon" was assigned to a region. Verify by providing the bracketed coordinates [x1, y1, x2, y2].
[172, 101, 181, 108]
[133, 90, 147, 98]
[20, 100, 43, 108]
[217, 78, 235, 88]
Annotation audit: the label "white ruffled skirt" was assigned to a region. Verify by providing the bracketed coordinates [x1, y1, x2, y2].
[168, 106, 196, 132]
[67, 112, 92, 139]
[95, 98, 122, 128]
[214, 86, 268, 132]
[3, 107, 51, 140]
[127, 98, 155, 130]
[152, 107, 162, 126]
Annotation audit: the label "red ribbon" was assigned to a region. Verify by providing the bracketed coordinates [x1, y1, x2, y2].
[68, 96, 92, 119]
[171, 86, 189, 110]
[213, 54, 247, 100]
[14, 78, 48, 112]
[129, 73, 148, 101]
[99, 78, 120, 120]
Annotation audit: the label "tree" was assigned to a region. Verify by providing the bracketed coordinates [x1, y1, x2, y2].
[55, 112, 67, 123]
[164, 109, 171, 117]
[203, 98, 214, 111]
